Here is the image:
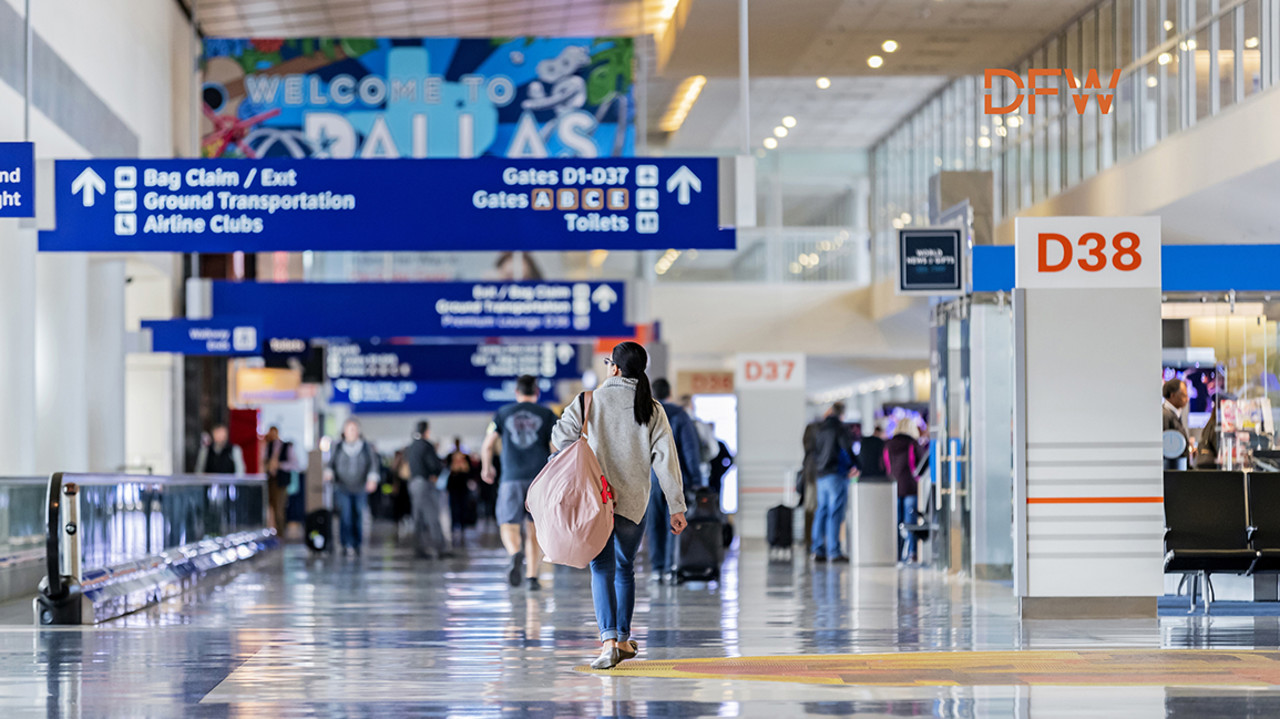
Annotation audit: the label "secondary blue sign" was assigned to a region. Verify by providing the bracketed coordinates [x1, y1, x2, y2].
[0, 142, 34, 218]
[143, 317, 262, 355]
[212, 281, 627, 339]
[327, 341, 580, 381]
[38, 157, 731, 252]
[331, 378, 555, 413]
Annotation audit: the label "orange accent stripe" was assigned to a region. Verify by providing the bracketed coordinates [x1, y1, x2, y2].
[1028, 496, 1162, 504]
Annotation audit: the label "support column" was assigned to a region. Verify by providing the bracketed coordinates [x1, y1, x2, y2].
[36, 254, 90, 474]
[734, 353, 806, 539]
[0, 223, 37, 475]
[87, 259, 126, 472]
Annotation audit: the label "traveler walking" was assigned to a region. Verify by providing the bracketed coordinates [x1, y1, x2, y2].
[444, 438, 478, 545]
[195, 424, 245, 475]
[550, 342, 687, 670]
[481, 375, 558, 588]
[885, 420, 922, 563]
[809, 403, 856, 563]
[262, 425, 295, 535]
[404, 420, 450, 559]
[326, 418, 381, 556]
[645, 378, 704, 583]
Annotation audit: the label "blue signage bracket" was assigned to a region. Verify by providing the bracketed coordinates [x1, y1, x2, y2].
[211, 281, 628, 339]
[39, 157, 733, 252]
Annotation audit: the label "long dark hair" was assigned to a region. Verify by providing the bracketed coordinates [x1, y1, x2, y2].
[612, 341, 655, 426]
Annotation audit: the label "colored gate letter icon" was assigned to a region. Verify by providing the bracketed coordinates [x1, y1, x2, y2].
[1038, 233, 1072, 272]
[984, 69, 1024, 114]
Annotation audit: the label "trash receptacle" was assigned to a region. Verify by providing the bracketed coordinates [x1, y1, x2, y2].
[850, 477, 897, 565]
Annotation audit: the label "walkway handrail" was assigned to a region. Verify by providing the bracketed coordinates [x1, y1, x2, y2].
[43, 472, 65, 602]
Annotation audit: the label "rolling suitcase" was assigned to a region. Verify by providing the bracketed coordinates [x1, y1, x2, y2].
[688, 487, 735, 549]
[673, 516, 724, 583]
[304, 509, 332, 553]
[767, 504, 794, 560]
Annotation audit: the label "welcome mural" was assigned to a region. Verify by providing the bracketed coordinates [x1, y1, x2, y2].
[200, 37, 635, 160]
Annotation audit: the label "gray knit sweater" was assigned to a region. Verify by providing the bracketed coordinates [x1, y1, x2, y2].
[551, 377, 687, 524]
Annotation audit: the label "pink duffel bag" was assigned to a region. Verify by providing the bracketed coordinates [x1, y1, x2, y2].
[526, 391, 615, 569]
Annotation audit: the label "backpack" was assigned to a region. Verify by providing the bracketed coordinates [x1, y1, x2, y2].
[525, 391, 615, 569]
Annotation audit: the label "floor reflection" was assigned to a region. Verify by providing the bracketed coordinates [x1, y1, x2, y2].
[0, 523, 1274, 717]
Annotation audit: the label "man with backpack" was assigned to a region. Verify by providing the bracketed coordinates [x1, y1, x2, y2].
[481, 375, 558, 589]
[809, 402, 857, 563]
[646, 379, 705, 583]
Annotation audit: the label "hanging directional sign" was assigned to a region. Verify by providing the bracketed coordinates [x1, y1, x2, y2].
[211, 281, 627, 339]
[142, 317, 262, 356]
[326, 341, 581, 381]
[0, 142, 34, 218]
[38, 157, 732, 252]
[330, 377, 556, 413]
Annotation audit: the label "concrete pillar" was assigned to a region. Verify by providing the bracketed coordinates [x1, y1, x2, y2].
[87, 259, 126, 472]
[0, 223, 37, 475]
[36, 254, 89, 474]
[734, 353, 806, 538]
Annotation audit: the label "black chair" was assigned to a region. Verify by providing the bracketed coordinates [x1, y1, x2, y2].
[1164, 471, 1258, 613]
[1246, 472, 1280, 573]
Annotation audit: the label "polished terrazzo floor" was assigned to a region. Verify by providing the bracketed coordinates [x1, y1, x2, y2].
[8, 522, 1280, 717]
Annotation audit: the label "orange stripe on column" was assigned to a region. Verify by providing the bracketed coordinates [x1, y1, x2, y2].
[1027, 496, 1163, 504]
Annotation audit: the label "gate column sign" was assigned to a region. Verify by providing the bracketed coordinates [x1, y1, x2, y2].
[1013, 216, 1164, 618]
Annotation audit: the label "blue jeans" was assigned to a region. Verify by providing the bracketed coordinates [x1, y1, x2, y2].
[646, 477, 675, 574]
[898, 494, 919, 561]
[335, 486, 366, 550]
[810, 474, 848, 557]
[590, 515, 646, 642]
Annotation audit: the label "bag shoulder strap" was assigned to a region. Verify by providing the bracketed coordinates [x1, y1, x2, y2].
[580, 391, 594, 440]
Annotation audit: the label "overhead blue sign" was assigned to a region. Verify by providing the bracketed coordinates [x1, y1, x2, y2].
[328, 341, 580, 381]
[143, 317, 262, 355]
[331, 377, 555, 413]
[0, 142, 34, 218]
[38, 157, 731, 252]
[212, 281, 627, 339]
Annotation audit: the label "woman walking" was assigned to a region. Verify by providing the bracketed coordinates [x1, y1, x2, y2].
[551, 341, 688, 670]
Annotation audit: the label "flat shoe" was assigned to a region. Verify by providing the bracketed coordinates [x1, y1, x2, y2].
[590, 647, 622, 670]
[617, 640, 638, 661]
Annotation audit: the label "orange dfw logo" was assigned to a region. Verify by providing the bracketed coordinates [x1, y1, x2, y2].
[984, 68, 1121, 115]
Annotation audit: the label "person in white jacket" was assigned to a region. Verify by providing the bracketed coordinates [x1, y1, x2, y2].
[551, 341, 687, 670]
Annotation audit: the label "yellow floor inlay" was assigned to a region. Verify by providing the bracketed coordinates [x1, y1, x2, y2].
[576, 649, 1280, 687]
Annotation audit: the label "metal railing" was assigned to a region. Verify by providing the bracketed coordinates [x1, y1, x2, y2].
[37, 472, 275, 625]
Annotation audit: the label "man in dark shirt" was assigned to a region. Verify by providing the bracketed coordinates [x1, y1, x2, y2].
[810, 403, 856, 563]
[858, 424, 888, 480]
[481, 375, 558, 589]
[404, 420, 448, 559]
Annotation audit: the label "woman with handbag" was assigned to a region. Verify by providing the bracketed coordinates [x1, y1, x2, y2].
[551, 341, 688, 670]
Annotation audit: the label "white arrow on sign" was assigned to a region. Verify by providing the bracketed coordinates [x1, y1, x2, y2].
[591, 285, 618, 312]
[71, 168, 106, 207]
[556, 343, 575, 365]
[665, 165, 701, 205]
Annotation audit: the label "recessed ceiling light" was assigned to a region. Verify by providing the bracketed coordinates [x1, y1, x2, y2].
[882, 40, 898, 53]
[977, 136, 991, 149]
[1247, 36, 1260, 49]
[816, 77, 831, 89]
[1006, 115, 1022, 128]
[1164, 20, 1174, 31]
[1147, 76, 1159, 87]
[774, 126, 788, 138]
[1158, 52, 1172, 65]
[782, 116, 797, 128]
[867, 55, 884, 69]
[763, 137, 778, 149]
